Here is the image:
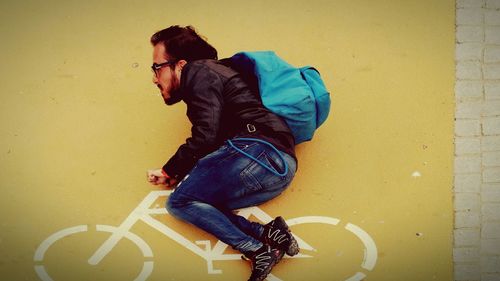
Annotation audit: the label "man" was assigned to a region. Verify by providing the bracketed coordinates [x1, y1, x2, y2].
[146, 25, 299, 281]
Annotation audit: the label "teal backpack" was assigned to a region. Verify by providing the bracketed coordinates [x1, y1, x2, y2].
[227, 51, 331, 144]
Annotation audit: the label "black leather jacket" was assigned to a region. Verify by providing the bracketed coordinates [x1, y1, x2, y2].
[162, 59, 296, 180]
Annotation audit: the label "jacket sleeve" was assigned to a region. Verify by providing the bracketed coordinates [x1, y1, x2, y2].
[162, 64, 224, 180]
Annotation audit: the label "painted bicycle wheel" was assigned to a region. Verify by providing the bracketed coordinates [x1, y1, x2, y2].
[34, 225, 153, 281]
[273, 216, 378, 281]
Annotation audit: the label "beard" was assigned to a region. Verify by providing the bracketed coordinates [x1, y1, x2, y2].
[157, 76, 183, 106]
[164, 88, 183, 105]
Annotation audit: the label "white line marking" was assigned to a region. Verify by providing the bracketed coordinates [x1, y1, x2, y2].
[96, 225, 153, 257]
[34, 265, 54, 281]
[140, 215, 208, 258]
[345, 272, 366, 281]
[286, 216, 340, 226]
[195, 240, 223, 274]
[286, 216, 341, 251]
[34, 225, 88, 261]
[266, 273, 283, 281]
[134, 261, 154, 281]
[345, 223, 377, 270]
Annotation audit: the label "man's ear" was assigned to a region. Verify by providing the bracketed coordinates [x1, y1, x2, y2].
[177, 60, 187, 71]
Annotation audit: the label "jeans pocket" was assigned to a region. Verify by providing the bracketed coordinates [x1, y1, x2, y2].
[239, 151, 288, 192]
[199, 141, 259, 165]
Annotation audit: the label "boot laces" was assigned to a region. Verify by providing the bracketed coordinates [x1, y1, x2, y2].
[253, 250, 272, 271]
[267, 228, 289, 244]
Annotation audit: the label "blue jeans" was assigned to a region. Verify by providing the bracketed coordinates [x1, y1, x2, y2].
[166, 138, 296, 253]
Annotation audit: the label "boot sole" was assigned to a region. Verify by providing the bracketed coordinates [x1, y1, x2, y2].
[285, 234, 300, 256]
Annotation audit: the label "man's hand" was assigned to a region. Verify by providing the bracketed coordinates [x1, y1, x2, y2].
[147, 169, 178, 187]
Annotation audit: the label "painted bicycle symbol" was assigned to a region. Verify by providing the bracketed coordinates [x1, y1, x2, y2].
[34, 190, 377, 281]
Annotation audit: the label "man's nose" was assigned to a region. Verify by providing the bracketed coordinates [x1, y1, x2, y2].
[152, 74, 158, 84]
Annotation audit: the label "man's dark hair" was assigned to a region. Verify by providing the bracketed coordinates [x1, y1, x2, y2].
[150, 25, 218, 62]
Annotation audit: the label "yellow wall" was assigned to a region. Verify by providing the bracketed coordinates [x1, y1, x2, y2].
[0, 0, 455, 280]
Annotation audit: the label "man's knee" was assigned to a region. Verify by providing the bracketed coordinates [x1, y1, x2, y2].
[166, 192, 185, 218]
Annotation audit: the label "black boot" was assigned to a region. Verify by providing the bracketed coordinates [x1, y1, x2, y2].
[261, 216, 299, 256]
[244, 244, 283, 281]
